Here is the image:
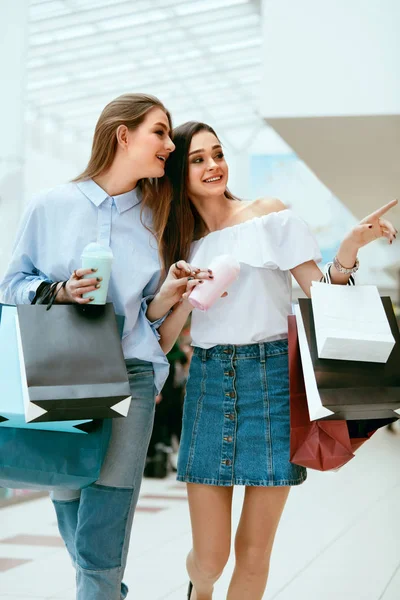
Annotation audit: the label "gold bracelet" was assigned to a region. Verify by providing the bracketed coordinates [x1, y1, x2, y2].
[333, 255, 359, 275]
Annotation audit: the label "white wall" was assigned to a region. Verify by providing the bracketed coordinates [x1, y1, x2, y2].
[261, 0, 400, 118]
[0, 136, 88, 280]
[25, 148, 86, 202]
[0, 1, 29, 281]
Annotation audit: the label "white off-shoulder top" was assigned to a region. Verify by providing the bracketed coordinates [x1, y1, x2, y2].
[189, 209, 322, 349]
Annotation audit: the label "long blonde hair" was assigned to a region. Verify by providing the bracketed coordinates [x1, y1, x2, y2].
[73, 93, 173, 273]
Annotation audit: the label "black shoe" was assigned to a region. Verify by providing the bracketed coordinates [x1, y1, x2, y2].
[144, 445, 170, 479]
[187, 581, 193, 599]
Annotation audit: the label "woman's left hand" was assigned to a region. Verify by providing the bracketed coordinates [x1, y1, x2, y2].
[347, 199, 398, 249]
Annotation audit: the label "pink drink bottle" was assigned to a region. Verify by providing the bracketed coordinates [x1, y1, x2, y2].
[188, 254, 240, 311]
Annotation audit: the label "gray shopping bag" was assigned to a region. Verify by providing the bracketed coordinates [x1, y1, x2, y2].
[16, 303, 131, 422]
[0, 304, 92, 433]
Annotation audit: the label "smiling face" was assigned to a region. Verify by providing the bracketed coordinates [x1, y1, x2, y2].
[122, 107, 175, 178]
[187, 130, 228, 200]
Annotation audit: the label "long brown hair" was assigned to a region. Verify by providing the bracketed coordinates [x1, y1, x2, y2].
[161, 121, 238, 270]
[73, 93, 173, 268]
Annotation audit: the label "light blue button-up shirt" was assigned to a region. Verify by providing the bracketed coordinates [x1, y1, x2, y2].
[0, 179, 169, 392]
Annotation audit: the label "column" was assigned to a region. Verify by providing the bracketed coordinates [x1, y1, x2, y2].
[0, 1, 29, 279]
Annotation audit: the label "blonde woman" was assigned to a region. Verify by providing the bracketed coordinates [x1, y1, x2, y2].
[0, 96, 211, 600]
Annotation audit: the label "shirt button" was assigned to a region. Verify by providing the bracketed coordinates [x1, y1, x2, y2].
[223, 348, 232, 354]
[224, 370, 234, 377]
[224, 436, 233, 442]
[225, 459, 232, 466]
[228, 414, 235, 421]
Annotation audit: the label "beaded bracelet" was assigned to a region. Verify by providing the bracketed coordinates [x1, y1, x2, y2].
[333, 255, 359, 275]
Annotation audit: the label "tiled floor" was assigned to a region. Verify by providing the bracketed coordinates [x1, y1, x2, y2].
[0, 425, 400, 599]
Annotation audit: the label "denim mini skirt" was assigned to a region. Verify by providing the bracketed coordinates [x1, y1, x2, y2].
[177, 340, 306, 487]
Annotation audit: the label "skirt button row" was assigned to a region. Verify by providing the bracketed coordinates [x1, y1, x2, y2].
[225, 413, 235, 421]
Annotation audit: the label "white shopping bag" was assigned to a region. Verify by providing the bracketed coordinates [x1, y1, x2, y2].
[294, 299, 400, 422]
[310, 282, 395, 363]
[294, 304, 335, 421]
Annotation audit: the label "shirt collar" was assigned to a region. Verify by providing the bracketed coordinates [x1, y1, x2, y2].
[76, 179, 141, 214]
[113, 187, 141, 214]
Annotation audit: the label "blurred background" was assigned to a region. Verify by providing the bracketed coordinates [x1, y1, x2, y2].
[0, 2, 400, 598]
[1, 0, 399, 295]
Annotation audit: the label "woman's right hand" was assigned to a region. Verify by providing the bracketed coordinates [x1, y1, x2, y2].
[55, 268, 102, 304]
[157, 260, 212, 308]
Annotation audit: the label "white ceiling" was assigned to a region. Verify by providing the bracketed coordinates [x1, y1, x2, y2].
[27, 0, 263, 141]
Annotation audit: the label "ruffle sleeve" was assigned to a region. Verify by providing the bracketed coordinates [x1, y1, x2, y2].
[189, 209, 322, 270]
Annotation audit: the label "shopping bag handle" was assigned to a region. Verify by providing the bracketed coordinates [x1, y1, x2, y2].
[32, 281, 67, 310]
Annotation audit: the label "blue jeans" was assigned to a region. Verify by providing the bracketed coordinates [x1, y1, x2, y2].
[51, 359, 156, 600]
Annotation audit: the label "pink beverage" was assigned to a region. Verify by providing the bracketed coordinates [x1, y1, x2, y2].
[188, 254, 241, 311]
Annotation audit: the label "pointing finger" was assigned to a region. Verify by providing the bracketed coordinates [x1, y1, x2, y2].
[369, 199, 398, 219]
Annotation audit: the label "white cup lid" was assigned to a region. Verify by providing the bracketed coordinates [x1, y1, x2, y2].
[81, 242, 113, 259]
[209, 254, 240, 271]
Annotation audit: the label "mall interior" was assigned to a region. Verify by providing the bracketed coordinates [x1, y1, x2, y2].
[0, 1, 399, 599]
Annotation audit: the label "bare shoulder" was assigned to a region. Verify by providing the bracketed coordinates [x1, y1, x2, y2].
[251, 197, 287, 217]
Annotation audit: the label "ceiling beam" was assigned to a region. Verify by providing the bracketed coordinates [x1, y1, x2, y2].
[29, 3, 256, 49]
[27, 55, 261, 102]
[27, 25, 261, 73]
